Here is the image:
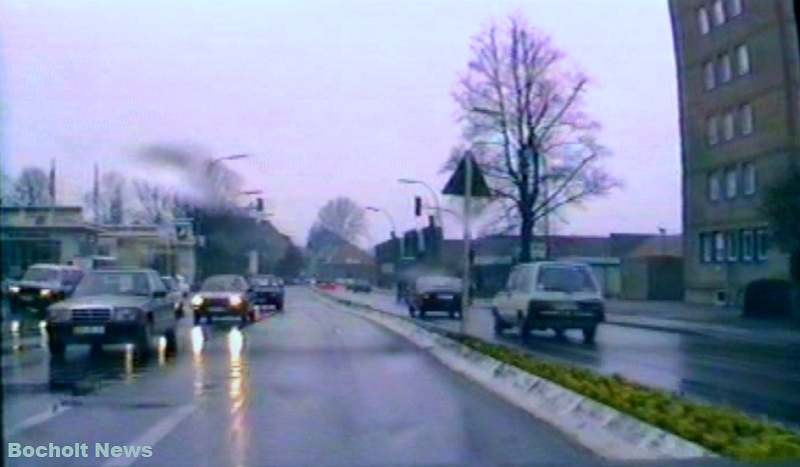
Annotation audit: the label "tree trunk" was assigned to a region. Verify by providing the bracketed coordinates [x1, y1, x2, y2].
[518, 213, 534, 263]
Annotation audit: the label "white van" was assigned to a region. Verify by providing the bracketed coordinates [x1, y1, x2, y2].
[491, 261, 605, 343]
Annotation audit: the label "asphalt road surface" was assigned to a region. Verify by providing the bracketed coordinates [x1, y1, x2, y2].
[326, 288, 800, 428]
[3, 288, 606, 467]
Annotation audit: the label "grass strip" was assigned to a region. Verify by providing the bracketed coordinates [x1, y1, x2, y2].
[448, 333, 800, 462]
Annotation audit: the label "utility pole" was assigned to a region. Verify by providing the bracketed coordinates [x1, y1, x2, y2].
[461, 155, 472, 333]
[93, 164, 100, 224]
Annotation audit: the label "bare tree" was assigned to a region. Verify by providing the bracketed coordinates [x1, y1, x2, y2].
[132, 180, 176, 224]
[10, 167, 51, 206]
[308, 197, 367, 248]
[83, 171, 127, 224]
[451, 16, 618, 262]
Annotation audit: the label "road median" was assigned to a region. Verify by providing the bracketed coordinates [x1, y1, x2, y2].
[316, 290, 800, 462]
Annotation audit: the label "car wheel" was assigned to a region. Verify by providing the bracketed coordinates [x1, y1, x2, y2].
[164, 328, 178, 354]
[408, 305, 416, 317]
[135, 323, 153, 357]
[582, 327, 597, 344]
[48, 337, 66, 357]
[554, 328, 566, 340]
[520, 314, 534, 341]
[419, 309, 426, 319]
[277, 301, 284, 311]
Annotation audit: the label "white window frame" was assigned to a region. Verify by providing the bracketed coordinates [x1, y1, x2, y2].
[725, 167, 738, 199]
[708, 171, 721, 201]
[713, 0, 726, 26]
[723, 111, 735, 141]
[756, 228, 769, 261]
[743, 162, 756, 195]
[704, 61, 716, 90]
[719, 53, 732, 83]
[740, 103, 753, 135]
[741, 229, 754, 261]
[735, 44, 750, 76]
[727, 231, 739, 262]
[700, 233, 713, 263]
[698, 7, 711, 35]
[707, 115, 719, 146]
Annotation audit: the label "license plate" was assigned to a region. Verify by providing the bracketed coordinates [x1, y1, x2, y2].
[209, 306, 227, 313]
[74, 326, 105, 335]
[20, 295, 34, 302]
[438, 294, 454, 300]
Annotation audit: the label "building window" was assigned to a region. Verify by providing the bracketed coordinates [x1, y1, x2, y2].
[743, 162, 756, 195]
[728, 0, 743, 17]
[707, 115, 719, 145]
[713, 0, 726, 26]
[727, 231, 739, 262]
[756, 228, 769, 261]
[740, 103, 753, 135]
[722, 111, 735, 141]
[714, 231, 726, 262]
[698, 7, 711, 35]
[725, 167, 738, 199]
[741, 229, 754, 261]
[735, 44, 750, 75]
[708, 171, 722, 201]
[704, 61, 716, 90]
[700, 233, 713, 263]
[719, 53, 732, 83]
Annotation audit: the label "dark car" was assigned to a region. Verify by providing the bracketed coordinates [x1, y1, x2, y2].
[161, 276, 185, 319]
[347, 279, 372, 293]
[45, 269, 178, 357]
[248, 275, 285, 311]
[8, 264, 84, 319]
[407, 275, 463, 320]
[191, 274, 255, 325]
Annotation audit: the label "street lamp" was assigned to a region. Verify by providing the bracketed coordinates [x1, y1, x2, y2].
[398, 178, 443, 229]
[365, 206, 397, 235]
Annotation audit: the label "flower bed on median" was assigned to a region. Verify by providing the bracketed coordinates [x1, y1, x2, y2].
[450, 334, 800, 462]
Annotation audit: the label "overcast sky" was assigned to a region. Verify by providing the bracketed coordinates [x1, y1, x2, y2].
[1, 0, 680, 246]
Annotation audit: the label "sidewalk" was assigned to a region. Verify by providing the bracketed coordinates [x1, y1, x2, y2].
[604, 299, 800, 345]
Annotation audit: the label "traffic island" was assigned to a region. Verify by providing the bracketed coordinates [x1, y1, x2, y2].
[316, 290, 800, 462]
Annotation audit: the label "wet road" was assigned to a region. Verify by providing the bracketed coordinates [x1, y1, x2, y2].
[325, 289, 800, 427]
[3, 288, 603, 467]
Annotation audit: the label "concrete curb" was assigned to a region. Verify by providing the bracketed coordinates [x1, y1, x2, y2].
[316, 291, 715, 461]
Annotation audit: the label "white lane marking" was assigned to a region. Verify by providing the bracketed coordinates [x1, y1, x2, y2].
[6, 404, 72, 437]
[102, 404, 195, 467]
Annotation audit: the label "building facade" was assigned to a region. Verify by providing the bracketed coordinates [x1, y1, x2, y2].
[670, 0, 799, 305]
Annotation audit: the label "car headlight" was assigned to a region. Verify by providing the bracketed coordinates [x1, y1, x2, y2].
[114, 307, 140, 321]
[48, 307, 70, 322]
[229, 295, 243, 307]
[9, 285, 20, 294]
[191, 295, 204, 307]
[40, 289, 52, 298]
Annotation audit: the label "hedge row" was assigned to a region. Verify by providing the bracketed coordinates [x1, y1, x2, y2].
[451, 334, 800, 462]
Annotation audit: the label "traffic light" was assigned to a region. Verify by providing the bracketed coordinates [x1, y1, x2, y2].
[255, 197, 264, 212]
[414, 196, 422, 217]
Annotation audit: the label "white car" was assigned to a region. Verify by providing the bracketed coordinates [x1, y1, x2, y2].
[491, 261, 605, 343]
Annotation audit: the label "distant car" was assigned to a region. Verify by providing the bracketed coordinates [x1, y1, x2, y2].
[161, 276, 185, 319]
[191, 275, 255, 325]
[407, 275, 463, 320]
[248, 275, 285, 311]
[173, 274, 191, 298]
[347, 279, 372, 293]
[45, 269, 179, 357]
[8, 264, 84, 319]
[491, 261, 605, 343]
[317, 281, 336, 291]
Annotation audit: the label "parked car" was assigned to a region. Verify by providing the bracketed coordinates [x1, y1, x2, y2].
[347, 279, 372, 293]
[8, 264, 84, 319]
[45, 269, 178, 357]
[191, 274, 255, 325]
[491, 261, 605, 343]
[407, 275, 463, 319]
[248, 275, 285, 311]
[161, 276, 185, 319]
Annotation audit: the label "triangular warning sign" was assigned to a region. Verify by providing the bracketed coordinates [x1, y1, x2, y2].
[442, 155, 492, 197]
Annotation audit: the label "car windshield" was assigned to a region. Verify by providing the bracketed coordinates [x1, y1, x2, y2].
[22, 267, 60, 283]
[72, 272, 151, 297]
[416, 276, 462, 290]
[201, 275, 243, 291]
[537, 266, 597, 293]
[250, 276, 280, 287]
[161, 277, 176, 290]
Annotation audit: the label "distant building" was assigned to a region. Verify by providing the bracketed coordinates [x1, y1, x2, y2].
[307, 228, 377, 282]
[0, 206, 101, 279]
[669, 0, 798, 305]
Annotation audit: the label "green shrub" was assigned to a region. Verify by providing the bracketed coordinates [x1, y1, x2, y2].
[450, 334, 800, 462]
